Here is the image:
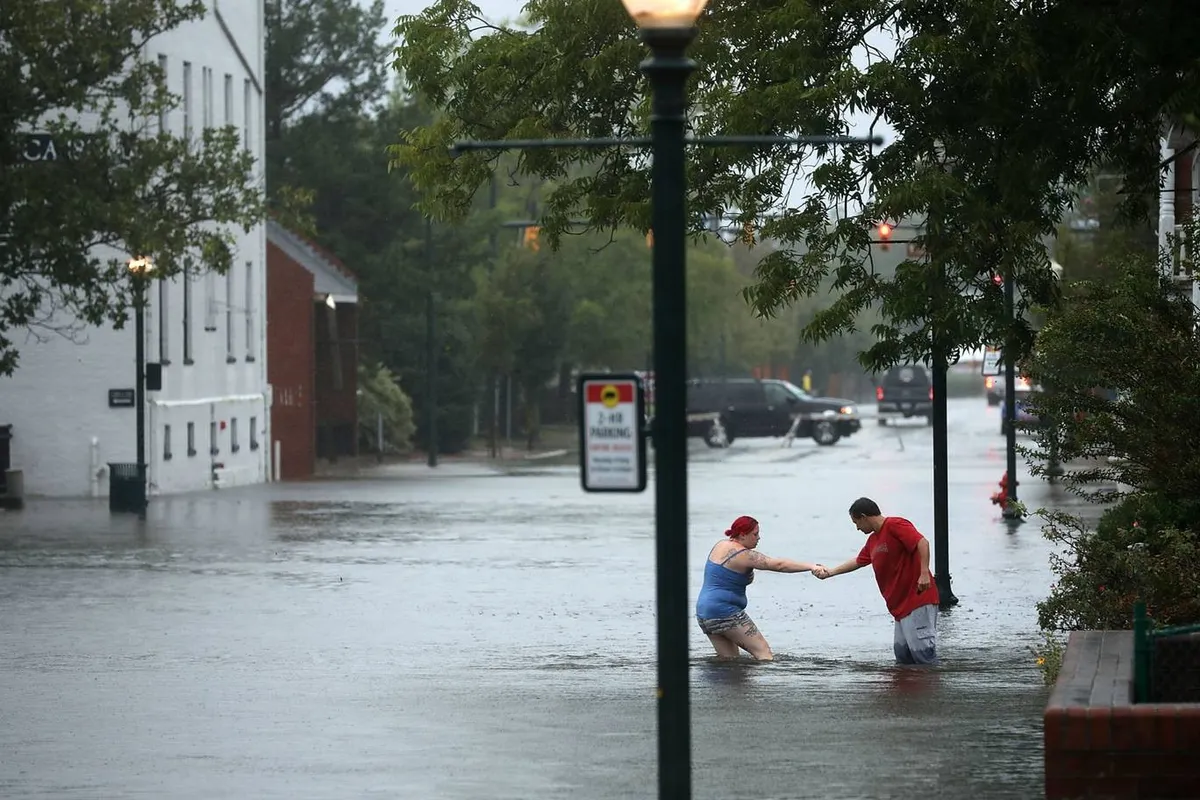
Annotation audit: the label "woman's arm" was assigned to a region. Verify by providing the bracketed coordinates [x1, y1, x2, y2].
[740, 550, 816, 574]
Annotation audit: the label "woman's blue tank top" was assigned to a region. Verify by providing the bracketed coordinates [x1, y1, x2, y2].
[695, 547, 752, 619]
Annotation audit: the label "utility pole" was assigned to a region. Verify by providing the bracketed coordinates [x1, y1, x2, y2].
[1002, 268, 1021, 519]
[425, 217, 438, 468]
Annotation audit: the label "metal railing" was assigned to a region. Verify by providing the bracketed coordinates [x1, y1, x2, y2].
[1132, 601, 1200, 703]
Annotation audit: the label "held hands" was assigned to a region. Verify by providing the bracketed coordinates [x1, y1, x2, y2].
[811, 564, 831, 580]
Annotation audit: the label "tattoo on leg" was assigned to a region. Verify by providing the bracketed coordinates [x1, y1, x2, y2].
[742, 621, 760, 638]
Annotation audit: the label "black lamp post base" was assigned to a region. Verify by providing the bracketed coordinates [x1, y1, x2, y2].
[937, 573, 959, 609]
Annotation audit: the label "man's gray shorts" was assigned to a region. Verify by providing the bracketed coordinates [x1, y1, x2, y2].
[893, 603, 939, 665]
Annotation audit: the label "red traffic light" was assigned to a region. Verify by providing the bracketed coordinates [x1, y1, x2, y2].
[877, 222, 892, 239]
[992, 273, 1003, 286]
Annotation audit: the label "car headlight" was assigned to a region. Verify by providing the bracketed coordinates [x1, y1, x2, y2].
[839, 405, 857, 415]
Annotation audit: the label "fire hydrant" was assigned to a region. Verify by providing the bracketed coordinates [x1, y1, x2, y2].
[990, 473, 1010, 509]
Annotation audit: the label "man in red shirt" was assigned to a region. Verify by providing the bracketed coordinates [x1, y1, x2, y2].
[814, 497, 941, 665]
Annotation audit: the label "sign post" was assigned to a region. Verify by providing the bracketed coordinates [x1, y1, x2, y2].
[577, 373, 647, 493]
[981, 347, 1002, 377]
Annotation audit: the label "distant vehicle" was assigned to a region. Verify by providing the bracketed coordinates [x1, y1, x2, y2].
[984, 376, 1002, 406]
[685, 378, 861, 447]
[876, 364, 933, 425]
[1000, 379, 1041, 435]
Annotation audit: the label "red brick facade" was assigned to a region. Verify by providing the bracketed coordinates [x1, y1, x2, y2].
[1044, 630, 1200, 799]
[266, 241, 316, 480]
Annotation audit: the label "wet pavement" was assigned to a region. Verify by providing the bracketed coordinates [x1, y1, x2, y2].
[0, 399, 1093, 799]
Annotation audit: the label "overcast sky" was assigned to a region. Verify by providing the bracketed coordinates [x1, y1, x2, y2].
[381, 0, 523, 29]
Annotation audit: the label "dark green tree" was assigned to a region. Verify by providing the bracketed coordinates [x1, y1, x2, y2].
[390, 0, 1200, 372]
[0, 0, 263, 375]
[265, 0, 391, 223]
[1024, 252, 1200, 634]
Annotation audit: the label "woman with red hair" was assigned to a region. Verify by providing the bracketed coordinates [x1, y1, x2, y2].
[695, 515, 818, 661]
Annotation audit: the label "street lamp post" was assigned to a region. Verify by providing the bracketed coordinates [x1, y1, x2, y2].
[447, 3, 876, 794]
[424, 216, 438, 468]
[928, 144, 960, 606]
[624, 7, 700, 796]
[127, 256, 154, 512]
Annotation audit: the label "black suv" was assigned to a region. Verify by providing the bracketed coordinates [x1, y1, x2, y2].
[686, 378, 861, 447]
[876, 363, 933, 425]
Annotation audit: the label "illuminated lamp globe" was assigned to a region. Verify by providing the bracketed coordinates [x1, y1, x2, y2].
[620, 0, 710, 28]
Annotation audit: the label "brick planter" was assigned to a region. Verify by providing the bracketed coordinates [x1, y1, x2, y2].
[1044, 630, 1200, 799]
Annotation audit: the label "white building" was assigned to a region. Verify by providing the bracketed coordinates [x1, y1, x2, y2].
[1159, 123, 1199, 308]
[0, 1, 269, 498]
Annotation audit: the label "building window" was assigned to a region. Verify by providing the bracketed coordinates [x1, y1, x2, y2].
[225, 264, 235, 362]
[202, 67, 212, 130]
[244, 260, 255, 361]
[163, 424, 172, 461]
[157, 55, 168, 133]
[250, 416, 259, 451]
[223, 73, 233, 127]
[204, 270, 217, 331]
[187, 422, 196, 457]
[210, 421, 219, 456]
[158, 279, 169, 363]
[182, 61, 192, 140]
[243, 79, 252, 151]
[230, 418, 240, 453]
[182, 265, 193, 364]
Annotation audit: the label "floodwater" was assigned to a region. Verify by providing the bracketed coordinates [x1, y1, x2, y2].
[0, 399, 1087, 799]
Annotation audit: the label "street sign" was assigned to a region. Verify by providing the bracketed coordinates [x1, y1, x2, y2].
[577, 373, 647, 493]
[108, 388, 136, 408]
[981, 347, 1003, 376]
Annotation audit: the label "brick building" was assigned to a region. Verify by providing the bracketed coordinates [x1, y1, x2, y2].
[266, 221, 359, 480]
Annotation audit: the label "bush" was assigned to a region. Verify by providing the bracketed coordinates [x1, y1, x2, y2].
[1037, 497, 1200, 634]
[1033, 631, 1066, 685]
[357, 362, 416, 453]
[1023, 249, 1200, 649]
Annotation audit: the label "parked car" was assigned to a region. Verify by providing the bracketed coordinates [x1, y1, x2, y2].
[876, 364, 933, 425]
[685, 378, 861, 447]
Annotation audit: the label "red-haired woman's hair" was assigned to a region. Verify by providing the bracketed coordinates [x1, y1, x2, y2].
[725, 515, 759, 538]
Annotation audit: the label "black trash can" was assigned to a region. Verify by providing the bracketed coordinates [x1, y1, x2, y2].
[0, 424, 11, 495]
[108, 462, 146, 513]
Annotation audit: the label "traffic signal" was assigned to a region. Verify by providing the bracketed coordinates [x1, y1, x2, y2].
[741, 221, 756, 245]
[992, 272, 1003, 287]
[522, 225, 540, 252]
[876, 222, 892, 251]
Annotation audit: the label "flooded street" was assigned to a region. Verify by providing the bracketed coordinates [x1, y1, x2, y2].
[0, 399, 1084, 799]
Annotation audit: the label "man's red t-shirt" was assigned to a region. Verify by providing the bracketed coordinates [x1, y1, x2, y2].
[855, 517, 939, 620]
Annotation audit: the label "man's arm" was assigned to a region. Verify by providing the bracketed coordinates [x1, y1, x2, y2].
[915, 538, 932, 591]
[917, 538, 931, 576]
[820, 557, 866, 578]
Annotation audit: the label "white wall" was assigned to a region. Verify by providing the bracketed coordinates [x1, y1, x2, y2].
[0, 1, 269, 498]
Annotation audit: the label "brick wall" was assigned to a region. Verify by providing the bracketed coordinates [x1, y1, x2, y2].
[1044, 630, 1200, 799]
[266, 242, 315, 480]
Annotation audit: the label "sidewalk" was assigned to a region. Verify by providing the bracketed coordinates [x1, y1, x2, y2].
[313, 440, 577, 479]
